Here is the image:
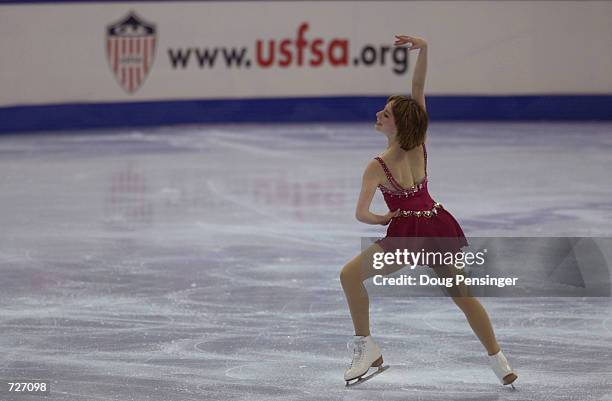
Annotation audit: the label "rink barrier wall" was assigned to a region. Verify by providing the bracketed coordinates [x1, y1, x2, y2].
[3, 2, 612, 108]
[1, 95, 611, 133]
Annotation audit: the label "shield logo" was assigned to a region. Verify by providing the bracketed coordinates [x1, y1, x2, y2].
[106, 12, 157, 94]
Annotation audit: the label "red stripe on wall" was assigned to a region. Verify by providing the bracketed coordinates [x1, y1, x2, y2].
[135, 68, 142, 88]
[113, 38, 119, 73]
[143, 37, 149, 73]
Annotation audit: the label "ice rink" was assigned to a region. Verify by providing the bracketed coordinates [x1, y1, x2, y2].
[1, 122, 612, 400]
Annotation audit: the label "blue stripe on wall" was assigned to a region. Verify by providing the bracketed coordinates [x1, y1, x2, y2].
[1, 95, 611, 134]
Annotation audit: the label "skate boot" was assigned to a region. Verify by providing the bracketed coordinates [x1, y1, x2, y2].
[489, 349, 518, 389]
[344, 335, 385, 385]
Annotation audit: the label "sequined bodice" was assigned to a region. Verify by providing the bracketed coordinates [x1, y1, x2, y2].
[372, 143, 466, 245]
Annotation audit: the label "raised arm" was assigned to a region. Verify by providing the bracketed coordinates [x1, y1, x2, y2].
[394, 35, 428, 112]
[355, 160, 399, 225]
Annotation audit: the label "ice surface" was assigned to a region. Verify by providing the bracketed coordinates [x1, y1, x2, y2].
[1, 122, 611, 400]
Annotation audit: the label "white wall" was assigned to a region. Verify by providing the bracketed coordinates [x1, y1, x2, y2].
[1, 1, 611, 107]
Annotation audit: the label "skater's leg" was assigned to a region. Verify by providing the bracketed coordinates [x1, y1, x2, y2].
[431, 264, 500, 355]
[456, 297, 501, 356]
[339, 242, 404, 336]
[432, 264, 518, 385]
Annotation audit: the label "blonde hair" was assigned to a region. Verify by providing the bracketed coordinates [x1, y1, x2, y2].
[387, 95, 428, 151]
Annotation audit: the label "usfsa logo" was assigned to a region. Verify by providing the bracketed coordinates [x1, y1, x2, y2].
[106, 12, 157, 94]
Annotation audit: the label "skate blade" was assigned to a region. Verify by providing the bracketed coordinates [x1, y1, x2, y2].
[345, 365, 390, 387]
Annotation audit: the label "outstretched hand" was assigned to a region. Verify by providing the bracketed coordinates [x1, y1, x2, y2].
[394, 35, 427, 50]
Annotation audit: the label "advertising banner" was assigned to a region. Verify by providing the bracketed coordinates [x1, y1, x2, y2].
[1, 1, 612, 107]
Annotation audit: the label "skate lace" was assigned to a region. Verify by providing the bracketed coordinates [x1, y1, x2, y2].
[346, 340, 366, 368]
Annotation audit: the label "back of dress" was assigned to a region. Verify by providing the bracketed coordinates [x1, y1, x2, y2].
[374, 143, 468, 257]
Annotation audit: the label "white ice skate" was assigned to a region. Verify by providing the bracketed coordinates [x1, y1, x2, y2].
[344, 335, 389, 386]
[488, 349, 518, 389]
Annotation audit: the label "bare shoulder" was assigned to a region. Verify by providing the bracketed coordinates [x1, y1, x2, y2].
[364, 157, 382, 175]
[362, 158, 384, 182]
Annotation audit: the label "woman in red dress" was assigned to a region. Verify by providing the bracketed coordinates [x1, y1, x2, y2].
[339, 35, 518, 387]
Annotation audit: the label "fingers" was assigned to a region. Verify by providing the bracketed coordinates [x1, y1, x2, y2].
[394, 35, 415, 47]
[382, 209, 401, 225]
[382, 210, 399, 225]
[395, 36, 413, 42]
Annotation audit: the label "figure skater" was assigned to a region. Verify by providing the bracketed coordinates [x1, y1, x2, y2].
[339, 35, 518, 387]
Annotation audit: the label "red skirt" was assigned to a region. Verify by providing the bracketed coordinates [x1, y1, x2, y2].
[375, 205, 468, 268]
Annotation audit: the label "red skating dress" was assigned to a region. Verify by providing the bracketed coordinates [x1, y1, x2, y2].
[374, 144, 468, 262]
